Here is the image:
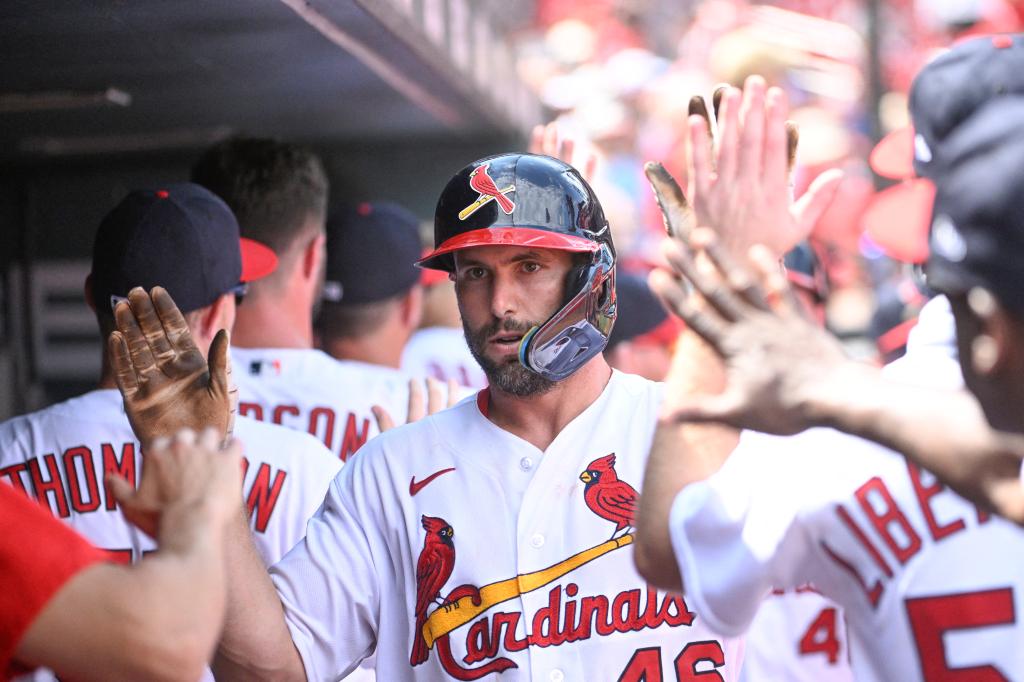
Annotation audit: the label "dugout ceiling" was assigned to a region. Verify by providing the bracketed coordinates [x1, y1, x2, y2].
[0, 0, 541, 162]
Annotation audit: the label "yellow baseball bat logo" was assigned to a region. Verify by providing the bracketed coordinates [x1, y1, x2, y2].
[422, 533, 634, 647]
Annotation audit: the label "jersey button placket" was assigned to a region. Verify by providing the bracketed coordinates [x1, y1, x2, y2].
[549, 669, 564, 682]
[520, 456, 533, 471]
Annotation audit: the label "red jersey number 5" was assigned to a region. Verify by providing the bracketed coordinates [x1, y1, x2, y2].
[905, 587, 1015, 681]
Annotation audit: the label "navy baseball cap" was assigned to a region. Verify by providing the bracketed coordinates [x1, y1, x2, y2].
[90, 183, 278, 314]
[926, 97, 1024, 314]
[322, 202, 422, 305]
[866, 33, 1024, 262]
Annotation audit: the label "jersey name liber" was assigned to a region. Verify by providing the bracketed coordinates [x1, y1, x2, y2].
[0, 444, 286, 532]
[239, 401, 370, 462]
[822, 460, 991, 608]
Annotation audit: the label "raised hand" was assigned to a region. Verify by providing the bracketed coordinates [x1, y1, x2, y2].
[649, 228, 850, 435]
[529, 121, 598, 183]
[109, 286, 233, 446]
[647, 75, 841, 258]
[373, 377, 461, 432]
[106, 427, 243, 538]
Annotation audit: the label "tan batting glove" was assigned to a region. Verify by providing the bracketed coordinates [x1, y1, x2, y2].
[109, 286, 233, 448]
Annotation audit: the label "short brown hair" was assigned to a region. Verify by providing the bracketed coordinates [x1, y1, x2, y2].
[191, 137, 329, 255]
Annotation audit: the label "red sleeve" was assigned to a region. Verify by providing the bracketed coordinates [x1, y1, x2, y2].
[0, 483, 105, 678]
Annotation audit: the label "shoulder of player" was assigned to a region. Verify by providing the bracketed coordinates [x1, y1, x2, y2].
[0, 390, 126, 446]
[234, 416, 341, 474]
[607, 369, 665, 405]
[346, 396, 476, 470]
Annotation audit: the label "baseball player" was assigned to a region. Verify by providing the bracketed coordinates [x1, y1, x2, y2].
[636, 48, 1024, 682]
[3, 428, 242, 682]
[191, 138, 413, 461]
[114, 153, 744, 681]
[0, 184, 340, 577]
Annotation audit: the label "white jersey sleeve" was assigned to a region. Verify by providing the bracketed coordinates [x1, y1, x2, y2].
[669, 429, 814, 635]
[271, 457, 381, 679]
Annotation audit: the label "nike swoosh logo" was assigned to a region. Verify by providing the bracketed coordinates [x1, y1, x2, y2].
[409, 467, 456, 496]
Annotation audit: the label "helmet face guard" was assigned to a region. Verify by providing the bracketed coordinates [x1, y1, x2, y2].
[519, 243, 617, 381]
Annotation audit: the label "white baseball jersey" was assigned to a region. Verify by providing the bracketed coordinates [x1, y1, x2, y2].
[739, 588, 853, 682]
[270, 370, 744, 681]
[0, 388, 341, 568]
[232, 347, 412, 462]
[401, 326, 488, 390]
[669, 296, 1024, 681]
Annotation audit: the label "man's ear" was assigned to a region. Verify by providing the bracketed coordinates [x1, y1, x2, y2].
[401, 285, 425, 330]
[303, 232, 326, 281]
[197, 294, 234, 344]
[84, 274, 96, 313]
[967, 287, 1014, 376]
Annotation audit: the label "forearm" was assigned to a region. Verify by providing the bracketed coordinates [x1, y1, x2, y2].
[212, 507, 307, 681]
[807, 362, 1024, 521]
[18, 516, 227, 682]
[635, 332, 740, 591]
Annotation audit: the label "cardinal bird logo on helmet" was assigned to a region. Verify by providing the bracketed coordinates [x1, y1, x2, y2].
[580, 454, 638, 540]
[459, 163, 516, 220]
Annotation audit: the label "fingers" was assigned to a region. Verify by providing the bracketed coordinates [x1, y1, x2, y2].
[426, 377, 444, 416]
[105, 472, 136, 508]
[738, 75, 767, 190]
[648, 268, 725, 349]
[713, 87, 741, 186]
[129, 286, 174, 361]
[712, 84, 727, 120]
[407, 378, 426, 423]
[208, 329, 231, 400]
[151, 286, 197, 354]
[687, 114, 714, 207]
[660, 234, 746, 322]
[688, 95, 713, 139]
[644, 161, 694, 239]
[749, 244, 801, 315]
[695, 231, 771, 311]
[785, 121, 800, 174]
[114, 298, 157, 376]
[528, 124, 545, 155]
[108, 332, 140, 398]
[762, 87, 790, 198]
[372, 405, 396, 432]
[446, 379, 460, 408]
[792, 168, 844, 238]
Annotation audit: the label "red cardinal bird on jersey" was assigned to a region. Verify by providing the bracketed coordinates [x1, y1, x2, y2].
[580, 454, 638, 540]
[410, 515, 456, 666]
[469, 163, 515, 214]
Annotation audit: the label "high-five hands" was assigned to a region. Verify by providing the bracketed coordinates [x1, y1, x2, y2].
[109, 286, 234, 446]
[106, 427, 243, 538]
[649, 228, 850, 435]
[646, 76, 842, 257]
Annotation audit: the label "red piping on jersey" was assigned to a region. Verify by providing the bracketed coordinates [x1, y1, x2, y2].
[476, 388, 490, 418]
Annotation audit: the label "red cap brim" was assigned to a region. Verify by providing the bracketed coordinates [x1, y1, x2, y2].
[240, 237, 278, 282]
[870, 126, 915, 180]
[862, 178, 936, 264]
[417, 227, 600, 271]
